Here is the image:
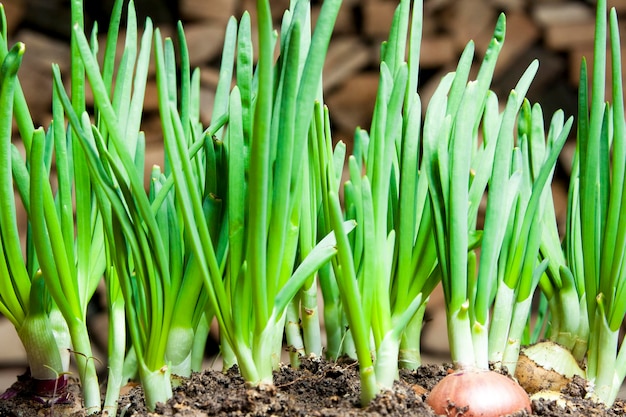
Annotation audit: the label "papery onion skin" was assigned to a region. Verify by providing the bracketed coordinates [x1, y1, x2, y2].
[515, 341, 585, 395]
[515, 350, 570, 395]
[426, 368, 531, 417]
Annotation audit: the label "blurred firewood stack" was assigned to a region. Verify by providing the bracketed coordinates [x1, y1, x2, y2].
[6, 0, 626, 156]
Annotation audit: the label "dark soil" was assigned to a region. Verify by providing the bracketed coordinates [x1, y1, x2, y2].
[1, 356, 625, 416]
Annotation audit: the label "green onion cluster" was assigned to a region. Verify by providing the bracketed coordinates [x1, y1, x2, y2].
[1, 0, 626, 413]
[537, 0, 626, 405]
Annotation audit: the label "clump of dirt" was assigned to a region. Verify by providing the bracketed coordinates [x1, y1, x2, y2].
[0, 356, 625, 416]
[0, 371, 85, 417]
[132, 357, 439, 417]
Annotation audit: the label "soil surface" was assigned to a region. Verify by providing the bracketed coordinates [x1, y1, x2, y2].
[1, 356, 625, 416]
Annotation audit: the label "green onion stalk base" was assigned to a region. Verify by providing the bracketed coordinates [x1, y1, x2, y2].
[358, 363, 378, 407]
[285, 300, 305, 368]
[398, 303, 427, 370]
[190, 314, 211, 373]
[165, 326, 195, 377]
[300, 278, 323, 358]
[66, 320, 101, 415]
[587, 312, 625, 406]
[49, 308, 71, 373]
[499, 294, 535, 375]
[470, 321, 489, 370]
[486, 284, 538, 375]
[319, 267, 343, 361]
[138, 362, 173, 412]
[17, 315, 68, 397]
[550, 296, 589, 363]
[102, 301, 126, 416]
[252, 323, 283, 385]
[219, 336, 238, 372]
[488, 283, 515, 368]
[374, 332, 401, 390]
[225, 324, 278, 387]
[447, 301, 476, 370]
[15, 277, 72, 398]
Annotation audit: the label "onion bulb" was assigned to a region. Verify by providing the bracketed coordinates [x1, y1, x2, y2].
[426, 368, 531, 416]
[515, 341, 585, 395]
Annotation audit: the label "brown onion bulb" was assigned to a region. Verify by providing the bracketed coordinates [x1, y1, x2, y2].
[515, 341, 585, 395]
[426, 368, 531, 416]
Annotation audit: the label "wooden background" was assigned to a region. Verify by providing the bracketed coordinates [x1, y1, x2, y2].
[6, 0, 624, 141]
[2, 0, 626, 388]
